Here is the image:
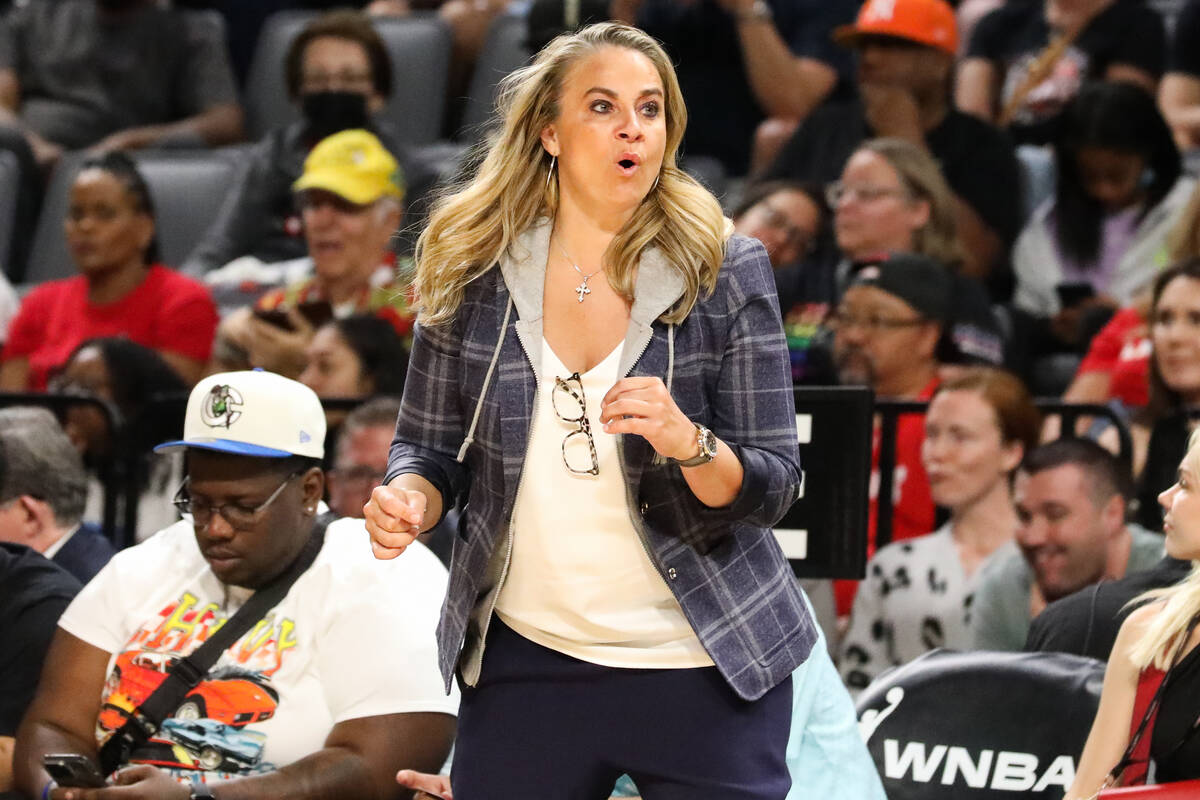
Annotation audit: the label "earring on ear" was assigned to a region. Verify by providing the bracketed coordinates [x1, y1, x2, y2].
[545, 155, 557, 192]
[652, 172, 661, 192]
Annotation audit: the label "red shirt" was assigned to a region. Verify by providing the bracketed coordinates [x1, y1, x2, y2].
[835, 377, 939, 616]
[3, 265, 218, 389]
[1076, 306, 1150, 408]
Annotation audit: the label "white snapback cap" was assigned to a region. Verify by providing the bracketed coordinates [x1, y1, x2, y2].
[155, 370, 325, 459]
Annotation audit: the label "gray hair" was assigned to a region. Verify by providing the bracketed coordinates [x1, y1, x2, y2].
[0, 407, 88, 527]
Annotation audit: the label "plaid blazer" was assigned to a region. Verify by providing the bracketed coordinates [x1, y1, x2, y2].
[388, 219, 816, 701]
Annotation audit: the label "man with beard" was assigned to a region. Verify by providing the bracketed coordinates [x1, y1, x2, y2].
[970, 437, 1163, 651]
[829, 253, 950, 615]
[0, 0, 243, 278]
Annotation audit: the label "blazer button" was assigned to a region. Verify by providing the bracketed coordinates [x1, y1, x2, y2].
[640, 501, 649, 514]
[667, 567, 677, 580]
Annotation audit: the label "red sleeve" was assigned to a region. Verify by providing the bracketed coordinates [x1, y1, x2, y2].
[1, 285, 53, 360]
[154, 272, 219, 363]
[1078, 308, 1141, 375]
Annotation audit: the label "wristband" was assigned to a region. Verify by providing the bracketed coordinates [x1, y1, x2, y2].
[42, 779, 58, 800]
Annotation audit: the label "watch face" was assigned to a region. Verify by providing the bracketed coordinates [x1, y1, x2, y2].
[700, 427, 718, 457]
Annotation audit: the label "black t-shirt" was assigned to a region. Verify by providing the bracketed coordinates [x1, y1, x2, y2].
[637, 0, 858, 176]
[1169, 0, 1200, 76]
[764, 99, 1024, 248]
[0, 543, 81, 736]
[1025, 557, 1188, 661]
[1154, 636, 1200, 782]
[966, 0, 1165, 145]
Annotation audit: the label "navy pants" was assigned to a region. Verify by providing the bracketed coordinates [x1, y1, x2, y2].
[451, 618, 793, 800]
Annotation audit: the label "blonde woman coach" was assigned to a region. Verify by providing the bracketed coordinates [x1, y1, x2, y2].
[365, 22, 813, 799]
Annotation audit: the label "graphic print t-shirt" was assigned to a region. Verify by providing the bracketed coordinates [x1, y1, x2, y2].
[58, 519, 457, 782]
[967, 0, 1165, 145]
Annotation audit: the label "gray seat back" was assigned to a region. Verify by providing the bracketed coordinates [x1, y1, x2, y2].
[459, 14, 530, 140]
[0, 150, 20, 279]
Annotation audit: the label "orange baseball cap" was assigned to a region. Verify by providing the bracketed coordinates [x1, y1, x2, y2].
[833, 0, 958, 57]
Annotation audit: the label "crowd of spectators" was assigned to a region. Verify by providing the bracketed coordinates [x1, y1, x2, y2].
[8, 0, 1200, 796]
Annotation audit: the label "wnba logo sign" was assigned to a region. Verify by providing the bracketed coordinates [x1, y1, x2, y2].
[200, 384, 244, 429]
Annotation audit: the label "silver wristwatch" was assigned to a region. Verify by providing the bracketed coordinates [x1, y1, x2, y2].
[674, 424, 718, 467]
[189, 782, 216, 800]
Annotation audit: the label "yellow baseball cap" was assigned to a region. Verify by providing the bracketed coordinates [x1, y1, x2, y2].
[292, 129, 405, 205]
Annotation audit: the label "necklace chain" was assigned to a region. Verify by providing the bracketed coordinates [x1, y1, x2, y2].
[557, 241, 603, 303]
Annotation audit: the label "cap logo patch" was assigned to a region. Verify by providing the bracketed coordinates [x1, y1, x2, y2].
[299, 430, 312, 444]
[866, 0, 896, 21]
[200, 385, 244, 429]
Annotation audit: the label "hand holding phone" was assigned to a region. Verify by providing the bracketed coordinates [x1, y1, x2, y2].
[43, 753, 107, 788]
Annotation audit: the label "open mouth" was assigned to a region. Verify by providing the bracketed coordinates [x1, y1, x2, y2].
[616, 153, 642, 176]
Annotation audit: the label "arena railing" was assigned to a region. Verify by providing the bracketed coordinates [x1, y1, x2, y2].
[0, 390, 1137, 557]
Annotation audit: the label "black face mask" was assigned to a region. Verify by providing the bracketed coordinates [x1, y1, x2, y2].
[301, 91, 370, 142]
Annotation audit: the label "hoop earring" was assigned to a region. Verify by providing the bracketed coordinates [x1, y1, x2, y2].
[545, 155, 557, 192]
[652, 172, 660, 192]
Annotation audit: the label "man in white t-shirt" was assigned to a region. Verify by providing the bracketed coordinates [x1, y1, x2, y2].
[14, 370, 456, 800]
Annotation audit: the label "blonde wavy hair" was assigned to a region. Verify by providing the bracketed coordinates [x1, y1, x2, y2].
[858, 138, 964, 270]
[413, 22, 726, 326]
[1129, 426, 1200, 670]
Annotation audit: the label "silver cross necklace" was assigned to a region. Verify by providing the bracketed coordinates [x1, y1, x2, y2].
[557, 241, 604, 303]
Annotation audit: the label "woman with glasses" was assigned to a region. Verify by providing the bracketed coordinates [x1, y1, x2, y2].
[184, 9, 431, 276]
[827, 137, 963, 295]
[839, 367, 1040, 695]
[365, 22, 810, 799]
[1065, 426, 1200, 797]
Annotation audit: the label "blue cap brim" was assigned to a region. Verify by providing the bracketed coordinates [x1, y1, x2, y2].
[154, 439, 295, 458]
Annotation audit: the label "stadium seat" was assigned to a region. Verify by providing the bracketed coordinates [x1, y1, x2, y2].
[458, 13, 531, 140]
[23, 151, 237, 286]
[0, 150, 20, 280]
[1016, 144, 1056, 222]
[243, 11, 452, 145]
[856, 649, 1104, 800]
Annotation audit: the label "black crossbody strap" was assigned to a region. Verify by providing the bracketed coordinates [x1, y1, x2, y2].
[98, 513, 333, 775]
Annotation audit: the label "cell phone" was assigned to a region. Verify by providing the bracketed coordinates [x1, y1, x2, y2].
[252, 300, 335, 331]
[252, 307, 294, 330]
[43, 753, 107, 788]
[1056, 282, 1096, 308]
[296, 299, 334, 329]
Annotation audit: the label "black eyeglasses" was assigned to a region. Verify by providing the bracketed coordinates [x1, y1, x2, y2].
[827, 309, 929, 334]
[758, 201, 817, 255]
[552, 373, 599, 476]
[173, 472, 300, 527]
